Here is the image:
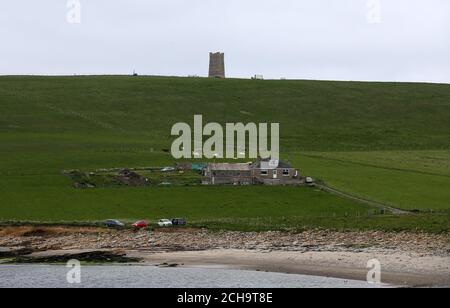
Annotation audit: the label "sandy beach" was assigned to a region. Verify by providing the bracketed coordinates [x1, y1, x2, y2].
[134, 249, 450, 287]
[1, 226, 449, 287]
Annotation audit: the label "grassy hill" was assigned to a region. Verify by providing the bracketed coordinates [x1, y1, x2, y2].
[0, 76, 449, 231]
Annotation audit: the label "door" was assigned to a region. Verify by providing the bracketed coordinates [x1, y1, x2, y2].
[273, 170, 278, 179]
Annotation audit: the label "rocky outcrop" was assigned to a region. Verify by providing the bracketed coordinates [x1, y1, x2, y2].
[1, 227, 449, 257]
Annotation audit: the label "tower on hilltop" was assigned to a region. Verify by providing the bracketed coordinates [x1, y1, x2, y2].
[209, 52, 225, 78]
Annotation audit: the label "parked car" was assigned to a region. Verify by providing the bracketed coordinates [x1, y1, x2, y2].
[132, 220, 149, 229]
[161, 167, 175, 172]
[171, 218, 187, 226]
[158, 219, 173, 227]
[305, 177, 314, 185]
[105, 219, 125, 229]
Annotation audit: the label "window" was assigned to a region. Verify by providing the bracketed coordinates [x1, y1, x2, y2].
[283, 169, 290, 176]
[261, 170, 268, 176]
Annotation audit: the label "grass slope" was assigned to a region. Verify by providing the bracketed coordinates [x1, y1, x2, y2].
[0, 76, 449, 231]
[293, 151, 450, 212]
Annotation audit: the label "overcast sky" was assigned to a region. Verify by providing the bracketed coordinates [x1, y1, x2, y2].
[1, 0, 449, 83]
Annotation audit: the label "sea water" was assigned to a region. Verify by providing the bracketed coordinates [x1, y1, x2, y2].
[0, 265, 388, 288]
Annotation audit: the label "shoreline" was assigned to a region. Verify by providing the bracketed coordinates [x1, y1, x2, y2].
[1, 226, 449, 287]
[133, 249, 450, 287]
[3, 248, 449, 287]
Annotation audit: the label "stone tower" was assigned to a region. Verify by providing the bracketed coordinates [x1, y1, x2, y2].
[209, 52, 225, 78]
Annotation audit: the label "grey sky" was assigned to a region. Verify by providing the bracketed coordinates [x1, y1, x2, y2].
[1, 0, 449, 83]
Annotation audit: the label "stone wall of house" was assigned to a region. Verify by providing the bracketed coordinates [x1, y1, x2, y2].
[203, 169, 253, 185]
[252, 168, 302, 185]
[259, 178, 304, 186]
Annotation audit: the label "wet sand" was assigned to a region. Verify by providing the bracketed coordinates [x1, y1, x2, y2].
[133, 249, 450, 287]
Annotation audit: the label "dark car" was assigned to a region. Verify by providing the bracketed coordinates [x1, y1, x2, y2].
[105, 219, 125, 229]
[171, 218, 187, 226]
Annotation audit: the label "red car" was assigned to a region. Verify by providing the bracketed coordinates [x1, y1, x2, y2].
[132, 220, 149, 229]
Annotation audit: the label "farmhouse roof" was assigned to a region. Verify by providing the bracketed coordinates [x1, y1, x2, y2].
[208, 163, 251, 171]
[252, 159, 293, 169]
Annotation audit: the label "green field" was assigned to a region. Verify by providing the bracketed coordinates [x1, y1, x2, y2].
[0, 76, 449, 232]
[293, 150, 450, 212]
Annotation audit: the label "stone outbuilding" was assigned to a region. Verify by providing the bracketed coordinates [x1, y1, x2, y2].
[202, 158, 303, 186]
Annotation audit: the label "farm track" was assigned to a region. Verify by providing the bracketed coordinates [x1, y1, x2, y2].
[314, 183, 410, 215]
